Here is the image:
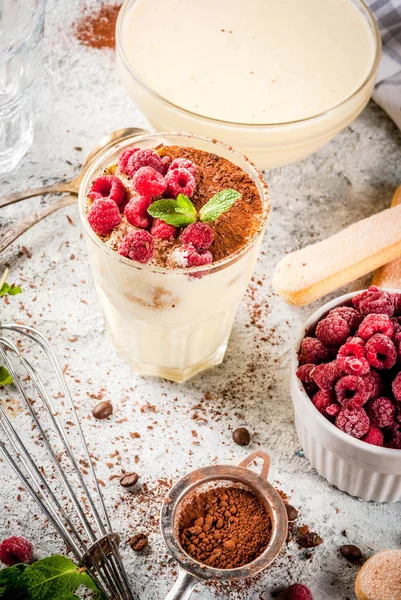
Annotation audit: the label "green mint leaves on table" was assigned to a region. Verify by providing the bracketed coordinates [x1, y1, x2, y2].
[147, 189, 241, 228]
[0, 555, 102, 600]
[0, 367, 13, 386]
[0, 276, 22, 387]
[0, 283, 22, 298]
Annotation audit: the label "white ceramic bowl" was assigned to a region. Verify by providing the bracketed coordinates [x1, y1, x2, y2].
[291, 291, 401, 503]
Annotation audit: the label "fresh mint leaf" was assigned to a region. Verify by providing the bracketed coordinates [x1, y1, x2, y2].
[0, 564, 28, 599]
[148, 196, 196, 227]
[0, 283, 10, 298]
[199, 189, 241, 222]
[0, 367, 13, 386]
[0, 283, 22, 297]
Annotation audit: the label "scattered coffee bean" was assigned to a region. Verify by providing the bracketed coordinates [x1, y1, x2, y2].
[232, 427, 250, 446]
[92, 401, 113, 420]
[340, 544, 362, 562]
[129, 533, 148, 552]
[119, 472, 139, 489]
[285, 504, 299, 522]
[298, 532, 323, 548]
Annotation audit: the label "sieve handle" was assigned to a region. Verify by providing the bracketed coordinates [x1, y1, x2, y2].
[164, 567, 199, 600]
[238, 450, 270, 479]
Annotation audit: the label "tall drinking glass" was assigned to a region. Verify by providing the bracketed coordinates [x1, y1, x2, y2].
[0, 0, 44, 173]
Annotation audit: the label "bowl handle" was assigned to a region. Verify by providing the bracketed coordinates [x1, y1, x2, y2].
[164, 566, 199, 600]
[238, 450, 270, 480]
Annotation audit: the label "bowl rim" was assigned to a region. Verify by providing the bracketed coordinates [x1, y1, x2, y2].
[116, 0, 382, 129]
[291, 289, 401, 458]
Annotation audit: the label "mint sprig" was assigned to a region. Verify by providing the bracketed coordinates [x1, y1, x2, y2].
[0, 366, 13, 386]
[0, 283, 22, 298]
[147, 189, 241, 227]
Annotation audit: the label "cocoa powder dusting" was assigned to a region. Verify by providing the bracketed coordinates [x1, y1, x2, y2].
[177, 485, 271, 569]
[74, 4, 121, 49]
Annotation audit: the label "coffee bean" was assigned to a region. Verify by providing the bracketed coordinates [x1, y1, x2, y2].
[340, 544, 362, 562]
[92, 401, 113, 420]
[298, 532, 323, 548]
[119, 472, 139, 489]
[285, 504, 299, 522]
[129, 533, 148, 552]
[232, 427, 250, 446]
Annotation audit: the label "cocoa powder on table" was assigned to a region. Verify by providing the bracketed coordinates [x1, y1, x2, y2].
[177, 485, 272, 569]
[73, 4, 122, 49]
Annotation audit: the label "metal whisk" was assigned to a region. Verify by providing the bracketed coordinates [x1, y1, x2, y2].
[0, 323, 136, 600]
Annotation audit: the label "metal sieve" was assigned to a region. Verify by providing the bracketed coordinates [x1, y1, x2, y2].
[160, 450, 288, 600]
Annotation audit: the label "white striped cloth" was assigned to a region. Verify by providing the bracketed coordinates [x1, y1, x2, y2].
[369, 0, 401, 128]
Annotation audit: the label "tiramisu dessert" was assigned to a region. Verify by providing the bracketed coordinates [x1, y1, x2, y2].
[80, 134, 268, 382]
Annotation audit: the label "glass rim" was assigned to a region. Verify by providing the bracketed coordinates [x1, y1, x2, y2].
[78, 131, 270, 276]
[0, 0, 45, 59]
[116, 0, 382, 129]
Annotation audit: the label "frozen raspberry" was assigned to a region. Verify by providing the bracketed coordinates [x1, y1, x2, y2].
[338, 337, 365, 359]
[337, 338, 369, 375]
[352, 286, 395, 317]
[165, 168, 196, 198]
[283, 584, 314, 600]
[181, 222, 214, 251]
[363, 426, 384, 447]
[118, 147, 140, 174]
[118, 230, 154, 264]
[132, 166, 167, 199]
[393, 293, 401, 316]
[88, 175, 126, 206]
[361, 370, 382, 400]
[124, 194, 152, 229]
[387, 424, 401, 449]
[335, 407, 370, 439]
[357, 313, 394, 341]
[169, 157, 198, 179]
[315, 315, 350, 348]
[123, 148, 164, 177]
[326, 403, 341, 417]
[161, 155, 172, 175]
[168, 244, 213, 269]
[312, 390, 332, 415]
[365, 333, 397, 369]
[296, 364, 316, 388]
[0, 536, 33, 566]
[150, 218, 177, 240]
[328, 306, 363, 331]
[311, 361, 342, 390]
[298, 337, 332, 365]
[335, 375, 369, 409]
[392, 372, 401, 403]
[88, 198, 122, 235]
[339, 356, 370, 376]
[367, 397, 395, 428]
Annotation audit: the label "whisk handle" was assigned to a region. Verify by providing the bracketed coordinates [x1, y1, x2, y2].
[164, 568, 198, 600]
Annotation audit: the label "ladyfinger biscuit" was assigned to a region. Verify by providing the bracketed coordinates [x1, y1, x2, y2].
[372, 185, 401, 288]
[273, 203, 401, 306]
[355, 550, 401, 600]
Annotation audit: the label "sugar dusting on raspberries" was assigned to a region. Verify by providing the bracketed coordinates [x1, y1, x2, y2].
[181, 222, 214, 251]
[122, 148, 164, 178]
[352, 286, 395, 317]
[335, 407, 370, 439]
[88, 198, 122, 235]
[124, 195, 152, 229]
[335, 375, 368, 409]
[168, 244, 213, 269]
[118, 230, 154, 264]
[315, 314, 350, 347]
[328, 306, 363, 330]
[310, 361, 342, 390]
[363, 426, 384, 447]
[365, 333, 397, 369]
[312, 390, 332, 415]
[88, 175, 126, 206]
[151, 218, 177, 240]
[165, 168, 196, 198]
[357, 313, 394, 341]
[0, 536, 33, 566]
[367, 397, 395, 428]
[132, 166, 167, 199]
[362, 370, 382, 400]
[283, 583, 314, 600]
[299, 337, 332, 365]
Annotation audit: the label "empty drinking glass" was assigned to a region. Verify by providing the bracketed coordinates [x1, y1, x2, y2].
[0, 0, 44, 174]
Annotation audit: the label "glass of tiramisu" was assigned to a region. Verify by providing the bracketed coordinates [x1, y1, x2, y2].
[78, 132, 269, 382]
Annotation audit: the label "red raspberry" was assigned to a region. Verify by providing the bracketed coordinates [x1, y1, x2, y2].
[118, 147, 140, 174]
[387, 424, 401, 449]
[165, 168, 196, 198]
[338, 337, 365, 359]
[150, 218, 177, 240]
[284, 584, 314, 600]
[296, 364, 316, 384]
[169, 157, 198, 179]
[298, 337, 332, 365]
[335, 375, 369, 409]
[335, 407, 370, 439]
[88, 175, 126, 206]
[0, 536, 33, 566]
[363, 426, 384, 447]
[123, 148, 164, 177]
[88, 198, 121, 235]
[337, 338, 369, 375]
[311, 361, 342, 390]
[352, 286, 395, 317]
[393, 293, 401, 316]
[365, 333, 397, 369]
[315, 315, 350, 348]
[326, 403, 341, 417]
[124, 195, 152, 229]
[312, 390, 332, 415]
[367, 397, 395, 428]
[168, 244, 213, 269]
[339, 356, 370, 376]
[361, 370, 383, 400]
[357, 313, 394, 341]
[132, 166, 167, 199]
[181, 222, 214, 251]
[392, 372, 401, 402]
[328, 306, 363, 331]
[161, 155, 172, 175]
[118, 230, 154, 264]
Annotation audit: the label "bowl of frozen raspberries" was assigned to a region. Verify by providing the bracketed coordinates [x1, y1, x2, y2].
[291, 286, 401, 503]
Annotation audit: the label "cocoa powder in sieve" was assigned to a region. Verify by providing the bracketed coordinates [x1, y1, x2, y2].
[177, 485, 272, 569]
